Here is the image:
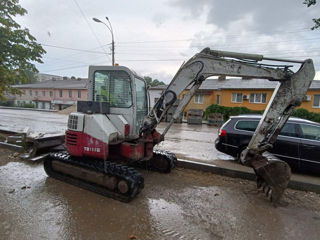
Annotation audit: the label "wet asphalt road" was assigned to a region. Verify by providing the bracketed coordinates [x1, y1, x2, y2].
[0, 108, 67, 135]
[1, 109, 320, 239]
[0, 108, 231, 163]
[1, 149, 320, 240]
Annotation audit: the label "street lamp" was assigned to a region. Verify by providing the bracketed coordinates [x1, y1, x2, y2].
[93, 17, 115, 66]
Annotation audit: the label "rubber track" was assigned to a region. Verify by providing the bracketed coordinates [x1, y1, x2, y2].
[136, 149, 177, 173]
[44, 151, 144, 202]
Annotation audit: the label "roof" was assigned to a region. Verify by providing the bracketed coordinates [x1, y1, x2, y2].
[231, 114, 320, 125]
[13, 79, 88, 89]
[149, 85, 167, 90]
[198, 78, 320, 90]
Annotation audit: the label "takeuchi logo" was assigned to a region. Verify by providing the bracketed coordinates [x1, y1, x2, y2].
[84, 147, 101, 152]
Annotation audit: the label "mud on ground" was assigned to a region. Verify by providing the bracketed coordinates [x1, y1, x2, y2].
[56, 105, 77, 115]
[0, 148, 320, 240]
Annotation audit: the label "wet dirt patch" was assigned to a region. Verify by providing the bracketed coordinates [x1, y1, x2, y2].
[0, 149, 320, 240]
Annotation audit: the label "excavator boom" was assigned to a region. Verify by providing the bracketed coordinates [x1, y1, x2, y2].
[141, 47, 315, 206]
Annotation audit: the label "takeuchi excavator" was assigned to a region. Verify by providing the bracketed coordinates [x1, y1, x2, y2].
[44, 48, 315, 206]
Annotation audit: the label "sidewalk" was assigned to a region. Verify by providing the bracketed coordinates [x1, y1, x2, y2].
[177, 158, 320, 194]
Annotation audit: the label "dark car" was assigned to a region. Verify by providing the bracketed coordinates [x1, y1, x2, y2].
[215, 114, 320, 175]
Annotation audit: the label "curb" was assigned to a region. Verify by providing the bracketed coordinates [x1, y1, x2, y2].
[177, 159, 320, 194]
[0, 106, 57, 112]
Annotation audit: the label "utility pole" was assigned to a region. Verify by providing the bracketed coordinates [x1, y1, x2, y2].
[93, 16, 115, 66]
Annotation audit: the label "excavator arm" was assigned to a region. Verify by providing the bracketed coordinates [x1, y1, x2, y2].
[141, 47, 315, 206]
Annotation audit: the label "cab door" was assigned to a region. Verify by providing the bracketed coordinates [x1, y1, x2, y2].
[134, 77, 148, 135]
[88, 66, 136, 136]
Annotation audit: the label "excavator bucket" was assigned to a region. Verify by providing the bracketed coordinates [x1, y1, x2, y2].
[250, 153, 291, 207]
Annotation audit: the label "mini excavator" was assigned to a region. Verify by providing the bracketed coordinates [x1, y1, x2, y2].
[44, 48, 315, 205]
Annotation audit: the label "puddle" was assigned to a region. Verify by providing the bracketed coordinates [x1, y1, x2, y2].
[148, 198, 210, 240]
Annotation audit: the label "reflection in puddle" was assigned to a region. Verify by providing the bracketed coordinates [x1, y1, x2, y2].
[148, 198, 209, 240]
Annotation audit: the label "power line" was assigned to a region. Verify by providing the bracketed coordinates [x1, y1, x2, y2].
[40, 40, 320, 60]
[41, 43, 108, 54]
[115, 28, 314, 46]
[42, 55, 108, 70]
[117, 39, 193, 44]
[118, 59, 184, 62]
[42, 51, 320, 73]
[43, 60, 108, 73]
[193, 37, 320, 48]
[71, 0, 111, 61]
[115, 47, 320, 56]
[112, 38, 320, 52]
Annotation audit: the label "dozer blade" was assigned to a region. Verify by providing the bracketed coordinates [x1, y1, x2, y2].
[250, 153, 291, 207]
[134, 149, 177, 173]
[44, 152, 144, 202]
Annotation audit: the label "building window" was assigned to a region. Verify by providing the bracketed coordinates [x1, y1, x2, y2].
[23, 90, 26, 95]
[194, 94, 204, 104]
[29, 90, 32, 96]
[59, 90, 63, 98]
[250, 93, 267, 103]
[313, 95, 320, 108]
[216, 95, 221, 105]
[77, 90, 81, 98]
[69, 90, 72, 98]
[50, 91, 53, 97]
[232, 93, 243, 103]
[42, 91, 45, 97]
[35, 91, 38, 96]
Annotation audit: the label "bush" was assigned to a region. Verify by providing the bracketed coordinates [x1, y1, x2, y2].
[292, 108, 320, 123]
[0, 101, 14, 107]
[21, 103, 35, 108]
[205, 104, 262, 120]
[205, 104, 320, 123]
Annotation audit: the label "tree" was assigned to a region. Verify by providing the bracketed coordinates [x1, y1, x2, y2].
[304, 0, 320, 30]
[143, 76, 166, 87]
[24, 69, 38, 83]
[0, 0, 45, 99]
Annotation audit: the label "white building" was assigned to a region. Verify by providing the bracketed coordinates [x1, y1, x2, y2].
[148, 85, 167, 110]
[37, 73, 64, 82]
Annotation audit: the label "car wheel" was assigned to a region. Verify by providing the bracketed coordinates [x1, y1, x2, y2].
[236, 146, 247, 163]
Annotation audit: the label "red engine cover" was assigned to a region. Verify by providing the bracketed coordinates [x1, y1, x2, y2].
[66, 130, 109, 160]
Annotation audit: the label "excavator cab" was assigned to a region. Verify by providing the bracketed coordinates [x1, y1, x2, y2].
[63, 66, 151, 161]
[88, 66, 148, 137]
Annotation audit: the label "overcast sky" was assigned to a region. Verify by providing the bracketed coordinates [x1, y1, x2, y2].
[17, 0, 320, 82]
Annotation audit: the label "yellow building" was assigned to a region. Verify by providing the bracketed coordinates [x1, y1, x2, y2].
[180, 78, 320, 116]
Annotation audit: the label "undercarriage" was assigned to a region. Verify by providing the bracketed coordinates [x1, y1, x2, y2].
[44, 150, 177, 202]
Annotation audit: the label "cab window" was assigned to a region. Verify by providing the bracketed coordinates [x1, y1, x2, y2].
[135, 77, 148, 133]
[135, 77, 147, 111]
[94, 70, 132, 108]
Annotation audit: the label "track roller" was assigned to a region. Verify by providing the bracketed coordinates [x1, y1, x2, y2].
[43, 151, 144, 202]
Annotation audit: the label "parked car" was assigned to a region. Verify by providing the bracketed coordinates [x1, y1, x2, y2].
[215, 114, 320, 175]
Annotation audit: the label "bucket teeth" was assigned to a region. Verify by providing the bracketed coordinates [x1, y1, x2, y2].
[251, 153, 291, 207]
